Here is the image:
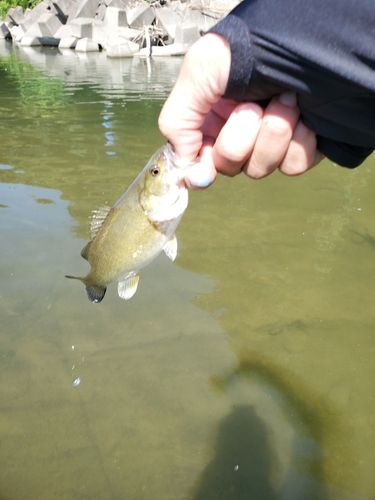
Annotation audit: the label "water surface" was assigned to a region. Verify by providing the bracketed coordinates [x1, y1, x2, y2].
[1, 40, 375, 499]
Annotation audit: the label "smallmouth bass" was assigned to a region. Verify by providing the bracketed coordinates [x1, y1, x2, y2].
[66, 142, 192, 303]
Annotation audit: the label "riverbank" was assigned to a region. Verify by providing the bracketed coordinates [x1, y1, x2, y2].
[0, 0, 238, 57]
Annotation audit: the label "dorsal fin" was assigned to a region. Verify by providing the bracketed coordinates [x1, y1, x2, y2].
[88, 205, 111, 240]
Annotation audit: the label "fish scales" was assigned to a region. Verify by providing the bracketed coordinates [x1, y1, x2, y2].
[65, 143, 192, 303]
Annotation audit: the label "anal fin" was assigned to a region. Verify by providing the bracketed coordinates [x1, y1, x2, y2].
[163, 234, 177, 261]
[118, 275, 140, 300]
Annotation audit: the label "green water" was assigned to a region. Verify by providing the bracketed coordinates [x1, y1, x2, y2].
[0, 40, 375, 500]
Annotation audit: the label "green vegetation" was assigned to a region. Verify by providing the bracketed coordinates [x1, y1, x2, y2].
[0, 0, 41, 20]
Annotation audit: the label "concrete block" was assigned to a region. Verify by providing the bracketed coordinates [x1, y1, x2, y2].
[20, 35, 42, 46]
[0, 23, 11, 40]
[107, 0, 127, 8]
[126, 4, 155, 29]
[19, 2, 55, 33]
[174, 22, 200, 45]
[135, 42, 189, 56]
[58, 35, 78, 48]
[154, 7, 181, 40]
[52, 0, 71, 21]
[54, 23, 73, 38]
[104, 6, 127, 27]
[91, 20, 139, 49]
[38, 13, 63, 36]
[71, 17, 94, 38]
[68, 0, 100, 21]
[39, 36, 60, 46]
[8, 6, 24, 25]
[75, 36, 100, 51]
[182, 8, 218, 32]
[23, 22, 44, 39]
[9, 25, 24, 42]
[95, 3, 107, 20]
[106, 37, 139, 57]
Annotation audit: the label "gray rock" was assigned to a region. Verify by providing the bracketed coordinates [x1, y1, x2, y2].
[58, 35, 78, 48]
[0, 23, 11, 39]
[104, 6, 128, 27]
[71, 17, 94, 38]
[38, 13, 63, 36]
[68, 0, 100, 21]
[106, 37, 139, 57]
[75, 36, 100, 51]
[126, 4, 155, 29]
[154, 7, 182, 41]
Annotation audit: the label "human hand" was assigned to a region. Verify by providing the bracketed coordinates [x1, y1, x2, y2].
[158, 34, 323, 189]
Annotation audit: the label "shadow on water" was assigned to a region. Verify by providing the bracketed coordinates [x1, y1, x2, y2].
[204, 350, 355, 499]
[189, 404, 279, 500]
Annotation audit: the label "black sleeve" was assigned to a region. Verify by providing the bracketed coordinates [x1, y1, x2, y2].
[209, 0, 375, 168]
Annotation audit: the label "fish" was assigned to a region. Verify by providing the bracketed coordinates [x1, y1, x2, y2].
[65, 142, 192, 303]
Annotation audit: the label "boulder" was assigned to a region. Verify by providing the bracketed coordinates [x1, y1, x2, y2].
[75, 36, 100, 51]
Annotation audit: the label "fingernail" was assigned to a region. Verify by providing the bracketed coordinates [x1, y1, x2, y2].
[279, 92, 297, 107]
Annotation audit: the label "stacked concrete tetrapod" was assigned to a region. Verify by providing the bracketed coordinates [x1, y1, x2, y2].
[0, 0, 240, 57]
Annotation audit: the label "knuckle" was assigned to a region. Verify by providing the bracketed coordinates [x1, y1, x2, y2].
[262, 116, 293, 139]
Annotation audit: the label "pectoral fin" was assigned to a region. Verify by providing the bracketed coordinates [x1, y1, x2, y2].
[163, 234, 177, 261]
[118, 275, 140, 300]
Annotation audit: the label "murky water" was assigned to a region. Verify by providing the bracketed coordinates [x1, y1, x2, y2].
[1, 40, 375, 500]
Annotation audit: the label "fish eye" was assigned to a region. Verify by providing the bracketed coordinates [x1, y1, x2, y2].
[150, 166, 160, 176]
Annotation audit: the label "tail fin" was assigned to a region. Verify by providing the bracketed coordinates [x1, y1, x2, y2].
[65, 275, 107, 304]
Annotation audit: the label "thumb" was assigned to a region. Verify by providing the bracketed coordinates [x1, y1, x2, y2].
[158, 34, 231, 161]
